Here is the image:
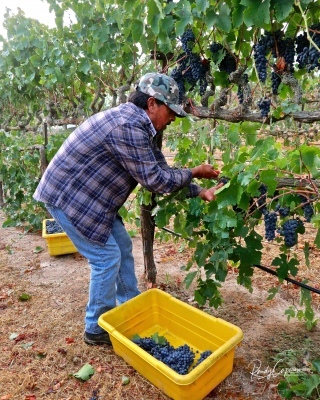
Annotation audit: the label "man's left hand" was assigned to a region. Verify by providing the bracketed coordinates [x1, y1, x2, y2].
[198, 183, 224, 202]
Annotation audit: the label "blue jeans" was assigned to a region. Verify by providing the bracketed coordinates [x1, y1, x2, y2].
[46, 205, 141, 334]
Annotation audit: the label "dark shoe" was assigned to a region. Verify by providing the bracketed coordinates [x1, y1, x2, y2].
[84, 331, 112, 346]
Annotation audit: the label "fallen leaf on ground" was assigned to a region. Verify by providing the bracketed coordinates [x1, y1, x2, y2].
[73, 363, 95, 381]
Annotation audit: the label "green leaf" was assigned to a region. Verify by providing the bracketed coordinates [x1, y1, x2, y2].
[267, 286, 279, 300]
[227, 124, 239, 144]
[277, 380, 294, 399]
[78, 58, 91, 75]
[175, 0, 193, 36]
[196, 0, 209, 13]
[273, 254, 299, 279]
[285, 306, 296, 321]
[232, 4, 246, 28]
[311, 359, 320, 373]
[121, 376, 130, 385]
[73, 363, 95, 381]
[315, 229, 320, 249]
[151, 332, 167, 344]
[303, 242, 310, 268]
[241, 0, 271, 27]
[215, 2, 232, 32]
[184, 271, 197, 289]
[19, 293, 31, 301]
[272, 0, 294, 21]
[33, 246, 44, 254]
[299, 145, 320, 170]
[259, 170, 277, 194]
[240, 122, 259, 145]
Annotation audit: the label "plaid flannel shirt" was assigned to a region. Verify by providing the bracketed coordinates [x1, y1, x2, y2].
[34, 102, 202, 244]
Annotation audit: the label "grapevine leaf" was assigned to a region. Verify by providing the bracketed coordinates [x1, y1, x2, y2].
[196, 0, 209, 13]
[240, 0, 270, 27]
[73, 363, 95, 381]
[174, 0, 193, 36]
[299, 145, 320, 176]
[304, 374, 320, 396]
[78, 59, 91, 75]
[194, 289, 206, 305]
[289, 382, 310, 396]
[315, 229, 320, 249]
[184, 271, 197, 289]
[215, 3, 232, 32]
[33, 246, 44, 254]
[151, 332, 167, 344]
[272, 0, 294, 21]
[277, 380, 295, 399]
[232, 4, 246, 28]
[303, 242, 310, 268]
[227, 125, 239, 144]
[239, 121, 258, 145]
[259, 170, 277, 194]
[311, 359, 320, 373]
[131, 20, 144, 42]
[147, 0, 164, 35]
[267, 286, 279, 300]
[121, 376, 130, 385]
[285, 306, 296, 321]
[273, 254, 299, 279]
[205, 9, 217, 29]
[19, 293, 31, 301]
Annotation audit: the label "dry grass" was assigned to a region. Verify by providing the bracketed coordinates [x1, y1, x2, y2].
[1, 211, 320, 400]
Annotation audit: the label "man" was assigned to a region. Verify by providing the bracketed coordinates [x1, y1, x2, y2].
[34, 72, 221, 346]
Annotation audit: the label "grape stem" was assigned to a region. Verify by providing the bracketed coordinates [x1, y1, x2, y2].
[294, 0, 320, 53]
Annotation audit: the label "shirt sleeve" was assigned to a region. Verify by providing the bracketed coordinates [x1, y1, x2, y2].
[108, 123, 193, 194]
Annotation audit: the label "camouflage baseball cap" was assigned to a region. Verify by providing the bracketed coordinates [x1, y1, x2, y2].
[136, 72, 187, 117]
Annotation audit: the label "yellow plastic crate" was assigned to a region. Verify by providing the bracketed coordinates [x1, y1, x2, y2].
[42, 219, 77, 256]
[98, 288, 243, 400]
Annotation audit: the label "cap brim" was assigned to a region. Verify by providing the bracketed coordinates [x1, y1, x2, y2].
[167, 103, 188, 117]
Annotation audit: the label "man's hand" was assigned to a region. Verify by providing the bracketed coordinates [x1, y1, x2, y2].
[191, 164, 220, 179]
[198, 183, 225, 202]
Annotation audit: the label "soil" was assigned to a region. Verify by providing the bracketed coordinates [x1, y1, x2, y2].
[1, 210, 320, 400]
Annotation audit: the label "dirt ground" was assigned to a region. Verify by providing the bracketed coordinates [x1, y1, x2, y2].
[1, 210, 320, 400]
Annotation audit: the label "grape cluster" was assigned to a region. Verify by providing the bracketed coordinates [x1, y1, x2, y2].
[271, 71, 281, 95]
[276, 36, 295, 71]
[299, 195, 314, 222]
[296, 24, 320, 71]
[209, 42, 237, 74]
[237, 73, 248, 104]
[296, 32, 309, 69]
[46, 219, 64, 234]
[257, 184, 268, 214]
[132, 337, 212, 375]
[275, 203, 290, 217]
[254, 31, 296, 82]
[171, 29, 210, 101]
[253, 38, 269, 83]
[181, 28, 196, 55]
[257, 97, 271, 117]
[278, 219, 303, 248]
[264, 211, 278, 241]
[193, 350, 212, 368]
[307, 24, 320, 71]
[219, 176, 230, 185]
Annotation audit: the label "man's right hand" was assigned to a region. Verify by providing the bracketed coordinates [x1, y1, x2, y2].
[191, 164, 220, 179]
